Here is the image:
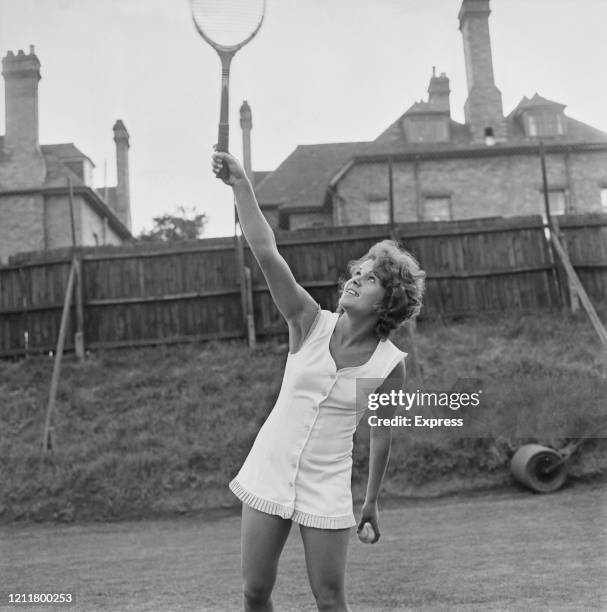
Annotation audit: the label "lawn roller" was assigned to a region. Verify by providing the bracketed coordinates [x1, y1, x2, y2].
[510, 441, 584, 493]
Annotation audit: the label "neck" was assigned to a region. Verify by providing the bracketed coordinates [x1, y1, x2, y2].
[336, 310, 378, 347]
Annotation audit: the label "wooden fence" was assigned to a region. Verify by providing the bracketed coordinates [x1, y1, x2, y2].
[1, 213, 606, 357]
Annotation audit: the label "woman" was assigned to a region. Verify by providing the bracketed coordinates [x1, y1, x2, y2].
[212, 152, 425, 612]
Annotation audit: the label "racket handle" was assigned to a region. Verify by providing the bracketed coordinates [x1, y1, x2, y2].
[216, 122, 230, 181]
[215, 159, 230, 181]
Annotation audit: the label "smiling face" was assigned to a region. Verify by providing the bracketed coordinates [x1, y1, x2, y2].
[338, 258, 386, 316]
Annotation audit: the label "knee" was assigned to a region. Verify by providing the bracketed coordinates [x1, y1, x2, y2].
[243, 579, 273, 608]
[312, 582, 346, 612]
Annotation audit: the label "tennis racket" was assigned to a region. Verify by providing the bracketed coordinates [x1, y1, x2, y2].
[190, 0, 266, 181]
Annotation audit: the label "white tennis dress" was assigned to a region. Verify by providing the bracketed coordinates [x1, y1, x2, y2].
[229, 308, 406, 529]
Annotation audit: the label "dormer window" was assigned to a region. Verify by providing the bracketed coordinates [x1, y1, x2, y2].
[523, 111, 566, 138]
[515, 94, 567, 139]
[403, 115, 450, 143]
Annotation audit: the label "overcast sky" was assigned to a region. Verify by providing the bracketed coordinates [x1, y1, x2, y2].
[1, 0, 606, 237]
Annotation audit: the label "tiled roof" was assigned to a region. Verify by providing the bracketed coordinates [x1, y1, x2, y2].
[0, 137, 94, 184]
[41, 142, 94, 164]
[42, 147, 86, 186]
[255, 142, 371, 210]
[375, 114, 471, 149]
[505, 106, 607, 143]
[252, 170, 271, 188]
[0, 135, 130, 238]
[513, 93, 567, 114]
[254, 93, 607, 212]
[95, 186, 118, 210]
[560, 116, 607, 142]
[402, 100, 448, 116]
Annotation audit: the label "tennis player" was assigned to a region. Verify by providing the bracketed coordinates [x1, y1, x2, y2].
[212, 151, 425, 612]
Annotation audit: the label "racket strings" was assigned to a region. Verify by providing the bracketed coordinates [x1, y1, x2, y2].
[190, 0, 265, 48]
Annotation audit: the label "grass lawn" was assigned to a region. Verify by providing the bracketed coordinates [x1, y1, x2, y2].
[1, 308, 606, 522]
[1, 480, 606, 611]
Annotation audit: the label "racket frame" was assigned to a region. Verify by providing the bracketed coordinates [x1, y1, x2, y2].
[190, 2, 266, 177]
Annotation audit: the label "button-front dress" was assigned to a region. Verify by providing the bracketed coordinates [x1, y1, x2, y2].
[230, 307, 407, 529]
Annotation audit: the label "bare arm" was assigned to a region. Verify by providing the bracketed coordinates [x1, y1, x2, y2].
[212, 152, 318, 342]
[358, 360, 406, 543]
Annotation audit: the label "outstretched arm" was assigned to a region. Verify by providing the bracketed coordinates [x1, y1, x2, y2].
[358, 360, 406, 543]
[212, 152, 318, 344]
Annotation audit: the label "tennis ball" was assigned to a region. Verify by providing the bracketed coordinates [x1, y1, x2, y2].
[358, 522, 375, 544]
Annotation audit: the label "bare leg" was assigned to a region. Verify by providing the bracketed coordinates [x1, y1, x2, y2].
[300, 525, 352, 612]
[241, 505, 292, 612]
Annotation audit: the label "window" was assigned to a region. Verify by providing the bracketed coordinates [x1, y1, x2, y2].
[528, 116, 538, 137]
[601, 188, 607, 210]
[424, 196, 452, 221]
[525, 111, 566, 138]
[368, 199, 389, 224]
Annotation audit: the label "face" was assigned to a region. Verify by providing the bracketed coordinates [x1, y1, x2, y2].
[338, 259, 386, 315]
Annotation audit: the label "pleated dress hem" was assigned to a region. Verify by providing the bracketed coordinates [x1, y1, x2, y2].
[229, 479, 356, 530]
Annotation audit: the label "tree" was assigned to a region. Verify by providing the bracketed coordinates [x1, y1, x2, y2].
[138, 205, 208, 242]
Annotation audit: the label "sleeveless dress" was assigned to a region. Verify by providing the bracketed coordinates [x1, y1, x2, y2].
[229, 308, 407, 529]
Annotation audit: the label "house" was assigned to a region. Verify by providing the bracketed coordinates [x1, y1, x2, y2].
[0, 46, 132, 263]
[253, 0, 607, 230]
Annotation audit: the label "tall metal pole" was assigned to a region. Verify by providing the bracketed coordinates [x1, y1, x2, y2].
[388, 156, 395, 238]
[539, 140, 554, 232]
[539, 140, 564, 307]
[68, 177, 85, 359]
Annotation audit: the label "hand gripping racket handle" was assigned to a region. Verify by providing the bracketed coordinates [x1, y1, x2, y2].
[215, 55, 233, 182]
[216, 123, 230, 181]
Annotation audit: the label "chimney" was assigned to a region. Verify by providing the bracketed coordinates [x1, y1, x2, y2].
[427, 67, 451, 115]
[240, 100, 252, 181]
[1, 45, 46, 185]
[458, 0, 507, 142]
[112, 119, 132, 231]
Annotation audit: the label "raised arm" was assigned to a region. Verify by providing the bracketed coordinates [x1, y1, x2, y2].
[212, 152, 318, 347]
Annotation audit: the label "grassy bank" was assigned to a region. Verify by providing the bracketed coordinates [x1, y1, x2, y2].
[1, 308, 606, 522]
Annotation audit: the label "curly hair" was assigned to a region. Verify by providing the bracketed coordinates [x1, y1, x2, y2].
[337, 240, 426, 340]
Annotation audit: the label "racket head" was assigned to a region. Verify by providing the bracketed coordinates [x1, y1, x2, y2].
[190, 0, 266, 53]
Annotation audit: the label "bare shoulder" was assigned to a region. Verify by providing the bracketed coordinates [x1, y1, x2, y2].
[288, 301, 322, 353]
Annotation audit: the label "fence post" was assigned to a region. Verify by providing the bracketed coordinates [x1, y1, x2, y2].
[558, 230, 579, 313]
[18, 266, 30, 357]
[74, 253, 85, 359]
[43, 258, 77, 453]
[550, 231, 607, 347]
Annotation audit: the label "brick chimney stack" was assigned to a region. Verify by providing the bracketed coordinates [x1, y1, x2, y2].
[1, 45, 46, 186]
[458, 0, 507, 143]
[427, 68, 451, 116]
[113, 119, 132, 231]
[240, 100, 253, 180]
